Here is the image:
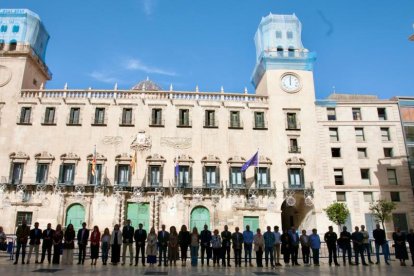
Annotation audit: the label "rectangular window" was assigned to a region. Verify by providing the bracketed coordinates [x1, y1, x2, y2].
[229, 111, 241, 128]
[383, 148, 393, 157]
[361, 169, 371, 185]
[327, 108, 336, 121]
[205, 110, 217, 127]
[88, 163, 102, 185]
[334, 169, 344, 185]
[151, 108, 163, 126]
[43, 107, 56, 124]
[355, 127, 365, 142]
[36, 163, 49, 184]
[288, 168, 304, 188]
[390, 192, 400, 202]
[16, 212, 33, 227]
[117, 165, 130, 186]
[19, 107, 32, 124]
[12, 25, 19, 33]
[255, 167, 270, 188]
[59, 163, 75, 185]
[204, 166, 218, 187]
[286, 113, 298, 129]
[381, 127, 391, 141]
[254, 112, 265, 128]
[149, 165, 161, 187]
[387, 169, 398, 185]
[121, 108, 133, 125]
[405, 126, 414, 143]
[336, 192, 346, 202]
[329, 128, 339, 142]
[377, 108, 387, 120]
[94, 108, 105, 125]
[10, 163, 24, 184]
[331, 148, 341, 158]
[363, 192, 373, 203]
[230, 167, 244, 187]
[358, 148, 368, 158]
[178, 109, 190, 126]
[0, 25, 7, 32]
[178, 166, 190, 188]
[393, 213, 409, 233]
[289, 138, 300, 153]
[352, 108, 362, 120]
[287, 31, 293, 39]
[68, 107, 80, 125]
[276, 31, 282, 38]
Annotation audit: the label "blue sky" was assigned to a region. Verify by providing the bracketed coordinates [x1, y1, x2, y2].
[2, 0, 414, 98]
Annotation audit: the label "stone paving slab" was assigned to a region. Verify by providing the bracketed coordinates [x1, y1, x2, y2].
[0, 258, 413, 275]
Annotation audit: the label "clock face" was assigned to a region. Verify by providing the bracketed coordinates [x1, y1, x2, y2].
[281, 73, 301, 93]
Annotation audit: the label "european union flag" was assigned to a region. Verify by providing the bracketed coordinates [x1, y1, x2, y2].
[241, 151, 258, 172]
[175, 160, 179, 177]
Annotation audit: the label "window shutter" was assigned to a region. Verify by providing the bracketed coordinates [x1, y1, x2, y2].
[8, 163, 14, 184]
[267, 168, 271, 187]
[189, 167, 193, 188]
[87, 163, 92, 184]
[216, 166, 220, 186]
[159, 166, 164, 186]
[202, 166, 206, 187]
[128, 166, 132, 186]
[287, 168, 291, 186]
[242, 170, 246, 186]
[300, 169, 305, 185]
[58, 164, 64, 184]
[254, 167, 258, 186]
[151, 109, 156, 124]
[229, 167, 232, 187]
[36, 164, 41, 183]
[147, 166, 151, 186]
[71, 165, 75, 185]
[114, 165, 118, 185]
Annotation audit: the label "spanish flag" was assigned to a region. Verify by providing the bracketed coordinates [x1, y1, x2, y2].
[91, 145, 97, 176]
[130, 150, 137, 175]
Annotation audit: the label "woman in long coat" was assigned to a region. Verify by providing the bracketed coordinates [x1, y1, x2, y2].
[61, 224, 75, 265]
[168, 226, 179, 266]
[393, 227, 408, 266]
[253, 228, 265, 267]
[178, 225, 191, 266]
[146, 227, 158, 266]
[90, 225, 100, 265]
[110, 224, 122, 265]
[52, 224, 63, 264]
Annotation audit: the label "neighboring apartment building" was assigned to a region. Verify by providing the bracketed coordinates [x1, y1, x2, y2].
[0, 9, 413, 235]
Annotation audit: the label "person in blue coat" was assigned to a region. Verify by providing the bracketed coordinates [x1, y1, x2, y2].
[309, 228, 321, 266]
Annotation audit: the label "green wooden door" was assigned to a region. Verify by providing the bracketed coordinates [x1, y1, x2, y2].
[65, 204, 85, 232]
[190, 207, 210, 231]
[243, 216, 259, 232]
[127, 203, 150, 232]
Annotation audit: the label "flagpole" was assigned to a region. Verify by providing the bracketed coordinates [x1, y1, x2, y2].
[94, 145, 98, 185]
[257, 147, 260, 188]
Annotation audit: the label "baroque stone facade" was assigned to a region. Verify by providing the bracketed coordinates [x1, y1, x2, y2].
[0, 10, 413, 236]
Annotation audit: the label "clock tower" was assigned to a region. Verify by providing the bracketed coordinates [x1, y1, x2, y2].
[251, 14, 324, 231]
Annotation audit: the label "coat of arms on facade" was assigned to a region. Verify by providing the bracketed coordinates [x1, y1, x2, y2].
[130, 131, 152, 152]
[160, 137, 192, 149]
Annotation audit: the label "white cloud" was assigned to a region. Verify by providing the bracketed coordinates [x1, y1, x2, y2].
[89, 71, 121, 84]
[125, 58, 177, 76]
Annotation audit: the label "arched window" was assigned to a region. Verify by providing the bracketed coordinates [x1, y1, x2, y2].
[9, 40, 17, 51]
[12, 25, 20, 33]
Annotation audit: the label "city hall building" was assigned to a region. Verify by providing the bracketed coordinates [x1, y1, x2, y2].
[0, 9, 413, 235]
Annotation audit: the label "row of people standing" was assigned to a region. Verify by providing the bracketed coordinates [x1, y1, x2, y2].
[7, 220, 414, 267]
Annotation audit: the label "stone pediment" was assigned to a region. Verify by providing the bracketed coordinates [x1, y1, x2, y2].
[86, 152, 107, 161]
[201, 155, 221, 164]
[115, 153, 132, 161]
[227, 156, 246, 164]
[9, 152, 30, 161]
[60, 153, 80, 161]
[286, 157, 305, 166]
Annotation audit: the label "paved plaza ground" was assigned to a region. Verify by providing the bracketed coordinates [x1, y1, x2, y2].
[0, 257, 413, 276]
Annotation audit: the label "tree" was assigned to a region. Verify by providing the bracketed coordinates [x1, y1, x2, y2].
[369, 199, 396, 230]
[324, 202, 350, 229]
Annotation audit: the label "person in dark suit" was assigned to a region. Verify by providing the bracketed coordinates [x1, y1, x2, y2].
[373, 224, 389, 265]
[339, 226, 353, 265]
[407, 229, 414, 267]
[281, 229, 292, 264]
[324, 226, 340, 266]
[134, 223, 147, 266]
[40, 223, 55, 264]
[77, 222, 90, 265]
[14, 219, 30, 265]
[122, 219, 134, 265]
[289, 227, 300, 266]
[221, 225, 232, 267]
[158, 224, 170, 266]
[231, 227, 244, 267]
[200, 224, 212, 266]
[27, 222, 42, 264]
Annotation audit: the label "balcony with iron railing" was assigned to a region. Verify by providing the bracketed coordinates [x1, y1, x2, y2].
[149, 118, 165, 127]
[91, 115, 108, 126]
[203, 119, 219, 128]
[283, 181, 313, 191]
[253, 120, 268, 130]
[66, 115, 83, 126]
[288, 146, 301, 153]
[286, 120, 301, 130]
[176, 118, 192, 128]
[119, 116, 135, 127]
[228, 120, 244, 129]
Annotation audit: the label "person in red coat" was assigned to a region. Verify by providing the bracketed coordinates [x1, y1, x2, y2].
[90, 226, 101, 265]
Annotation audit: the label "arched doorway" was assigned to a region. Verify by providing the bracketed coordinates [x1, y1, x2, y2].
[281, 195, 315, 232]
[127, 203, 150, 232]
[65, 204, 85, 232]
[190, 206, 210, 231]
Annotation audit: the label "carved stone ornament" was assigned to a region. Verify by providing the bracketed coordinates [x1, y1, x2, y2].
[35, 152, 55, 162]
[87, 152, 107, 161]
[227, 156, 246, 164]
[175, 155, 194, 164]
[9, 152, 30, 161]
[131, 131, 152, 152]
[115, 153, 132, 162]
[201, 155, 221, 164]
[60, 153, 80, 161]
[161, 137, 192, 149]
[102, 136, 123, 145]
[286, 157, 306, 166]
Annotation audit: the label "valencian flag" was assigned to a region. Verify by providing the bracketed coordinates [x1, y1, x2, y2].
[91, 145, 97, 176]
[241, 151, 258, 172]
[130, 150, 137, 175]
[175, 157, 179, 177]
